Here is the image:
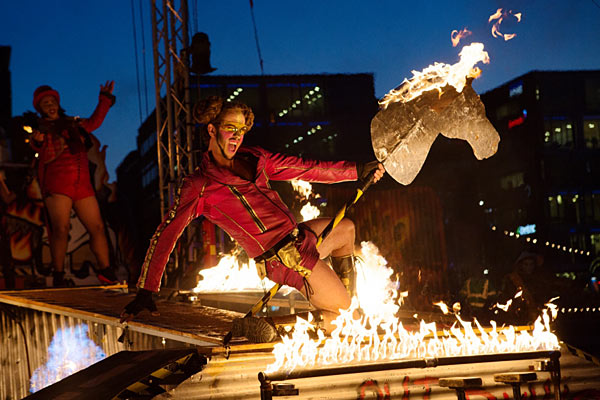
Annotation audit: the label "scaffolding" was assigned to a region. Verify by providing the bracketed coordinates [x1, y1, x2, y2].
[150, 0, 195, 287]
[150, 0, 194, 219]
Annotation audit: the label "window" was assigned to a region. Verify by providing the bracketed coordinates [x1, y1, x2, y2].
[495, 101, 519, 120]
[267, 83, 324, 122]
[140, 133, 157, 156]
[500, 172, 524, 190]
[543, 118, 574, 148]
[548, 194, 580, 221]
[584, 193, 600, 222]
[142, 163, 158, 188]
[585, 78, 600, 111]
[548, 195, 562, 219]
[591, 233, 600, 256]
[225, 84, 259, 111]
[583, 118, 600, 149]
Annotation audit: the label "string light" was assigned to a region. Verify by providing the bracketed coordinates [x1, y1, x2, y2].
[496, 226, 592, 256]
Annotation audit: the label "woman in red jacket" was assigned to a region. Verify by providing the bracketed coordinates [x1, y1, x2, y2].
[31, 82, 118, 287]
[121, 96, 385, 341]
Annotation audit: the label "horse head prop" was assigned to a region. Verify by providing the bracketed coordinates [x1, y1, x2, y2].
[371, 79, 500, 185]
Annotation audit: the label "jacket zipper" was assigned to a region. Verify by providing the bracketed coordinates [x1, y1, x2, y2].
[251, 181, 296, 227]
[228, 185, 267, 233]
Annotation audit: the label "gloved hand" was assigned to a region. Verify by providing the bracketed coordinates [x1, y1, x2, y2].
[356, 160, 385, 184]
[99, 80, 116, 106]
[120, 288, 159, 323]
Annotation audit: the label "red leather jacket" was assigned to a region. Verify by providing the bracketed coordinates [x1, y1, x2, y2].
[137, 146, 358, 292]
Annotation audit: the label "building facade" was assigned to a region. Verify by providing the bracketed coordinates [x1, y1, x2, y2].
[479, 70, 600, 271]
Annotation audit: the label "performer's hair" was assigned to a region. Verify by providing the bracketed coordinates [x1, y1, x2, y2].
[194, 96, 254, 131]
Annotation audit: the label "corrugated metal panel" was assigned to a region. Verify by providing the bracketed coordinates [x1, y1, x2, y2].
[322, 186, 448, 293]
[163, 349, 600, 399]
[3, 288, 600, 399]
[0, 303, 192, 399]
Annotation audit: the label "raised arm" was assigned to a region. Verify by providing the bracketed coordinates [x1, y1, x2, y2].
[262, 148, 358, 183]
[80, 80, 116, 132]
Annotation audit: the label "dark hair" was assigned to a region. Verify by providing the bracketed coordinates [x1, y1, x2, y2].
[194, 96, 254, 129]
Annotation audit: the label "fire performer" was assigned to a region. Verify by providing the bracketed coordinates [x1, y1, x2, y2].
[30, 82, 118, 287]
[121, 96, 385, 342]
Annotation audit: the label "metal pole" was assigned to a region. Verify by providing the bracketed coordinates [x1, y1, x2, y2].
[150, 0, 168, 219]
[259, 350, 560, 383]
[551, 352, 562, 400]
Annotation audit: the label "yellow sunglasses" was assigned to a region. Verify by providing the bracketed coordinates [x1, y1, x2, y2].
[219, 123, 249, 135]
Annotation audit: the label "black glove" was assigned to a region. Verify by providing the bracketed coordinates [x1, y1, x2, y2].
[120, 288, 159, 322]
[100, 91, 116, 107]
[356, 160, 380, 184]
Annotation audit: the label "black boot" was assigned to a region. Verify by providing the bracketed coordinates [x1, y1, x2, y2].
[231, 316, 279, 343]
[52, 271, 66, 288]
[331, 255, 356, 298]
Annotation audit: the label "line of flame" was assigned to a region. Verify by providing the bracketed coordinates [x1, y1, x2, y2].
[379, 42, 489, 109]
[267, 243, 559, 373]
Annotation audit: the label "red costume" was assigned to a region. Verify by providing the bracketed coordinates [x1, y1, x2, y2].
[31, 88, 113, 200]
[137, 146, 358, 292]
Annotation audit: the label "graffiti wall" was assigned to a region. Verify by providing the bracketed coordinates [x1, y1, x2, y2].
[0, 133, 129, 288]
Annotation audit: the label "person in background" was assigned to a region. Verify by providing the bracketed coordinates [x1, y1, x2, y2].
[121, 96, 385, 342]
[501, 251, 562, 323]
[30, 82, 118, 287]
[459, 266, 497, 321]
[0, 169, 16, 289]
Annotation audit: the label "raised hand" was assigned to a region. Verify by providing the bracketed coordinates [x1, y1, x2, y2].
[100, 80, 115, 94]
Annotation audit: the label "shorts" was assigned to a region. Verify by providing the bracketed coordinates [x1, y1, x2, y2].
[41, 150, 95, 201]
[264, 224, 320, 291]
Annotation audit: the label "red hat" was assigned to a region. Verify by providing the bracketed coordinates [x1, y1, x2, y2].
[33, 85, 60, 113]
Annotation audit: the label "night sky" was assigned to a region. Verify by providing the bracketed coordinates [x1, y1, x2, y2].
[2, 1, 599, 179]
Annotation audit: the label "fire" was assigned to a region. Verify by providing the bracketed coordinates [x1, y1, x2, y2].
[30, 324, 105, 393]
[451, 28, 472, 47]
[291, 180, 313, 199]
[489, 8, 521, 41]
[23, 125, 33, 133]
[299, 203, 320, 221]
[6, 201, 43, 226]
[494, 290, 523, 312]
[291, 179, 322, 222]
[193, 253, 276, 292]
[355, 241, 400, 319]
[434, 301, 450, 314]
[10, 232, 33, 262]
[193, 180, 322, 292]
[267, 242, 559, 373]
[379, 42, 489, 109]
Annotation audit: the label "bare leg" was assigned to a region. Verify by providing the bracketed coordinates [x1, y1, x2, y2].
[44, 194, 73, 273]
[300, 260, 353, 332]
[73, 196, 110, 269]
[296, 218, 358, 332]
[302, 217, 355, 258]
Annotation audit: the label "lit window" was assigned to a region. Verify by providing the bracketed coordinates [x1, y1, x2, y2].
[544, 118, 573, 148]
[584, 118, 600, 149]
